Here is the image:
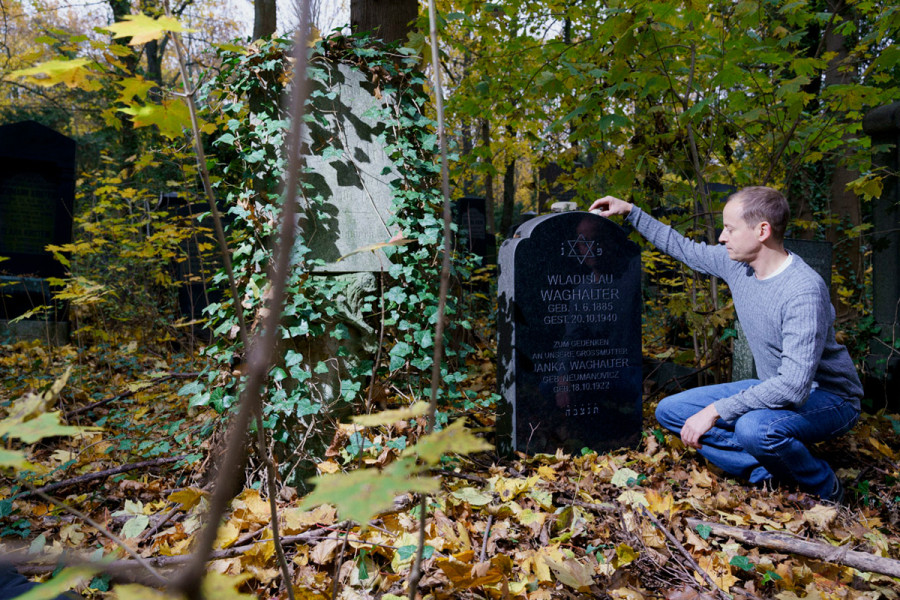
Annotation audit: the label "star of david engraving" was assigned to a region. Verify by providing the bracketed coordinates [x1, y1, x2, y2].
[567, 234, 595, 264]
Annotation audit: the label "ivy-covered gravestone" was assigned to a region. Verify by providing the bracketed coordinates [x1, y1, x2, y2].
[303, 63, 397, 273]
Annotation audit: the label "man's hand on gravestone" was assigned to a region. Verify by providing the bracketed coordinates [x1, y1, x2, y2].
[680, 404, 720, 449]
[589, 196, 633, 217]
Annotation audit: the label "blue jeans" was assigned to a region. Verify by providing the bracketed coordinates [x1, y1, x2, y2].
[655, 380, 859, 498]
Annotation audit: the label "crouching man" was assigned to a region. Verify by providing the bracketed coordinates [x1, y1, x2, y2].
[589, 187, 862, 502]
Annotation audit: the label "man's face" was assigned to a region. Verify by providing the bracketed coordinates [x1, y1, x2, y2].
[719, 199, 761, 263]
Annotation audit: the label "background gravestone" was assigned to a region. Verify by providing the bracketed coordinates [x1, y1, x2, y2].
[863, 101, 900, 407]
[159, 193, 225, 340]
[303, 62, 397, 274]
[0, 121, 76, 343]
[497, 211, 642, 456]
[453, 195, 494, 266]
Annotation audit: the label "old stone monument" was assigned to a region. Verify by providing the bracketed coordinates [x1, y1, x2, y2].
[303, 63, 396, 274]
[497, 211, 643, 455]
[0, 121, 76, 343]
[453, 195, 493, 266]
[863, 101, 900, 406]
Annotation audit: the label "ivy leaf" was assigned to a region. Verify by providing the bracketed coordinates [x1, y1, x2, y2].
[695, 523, 712, 540]
[729, 555, 756, 572]
[401, 418, 492, 465]
[301, 457, 438, 524]
[7, 58, 100, 90]
[104, 14, 197, 46]
[351, 401, 429, 427]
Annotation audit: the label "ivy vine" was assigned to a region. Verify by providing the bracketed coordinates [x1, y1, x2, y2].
[179, 34, 477, 486]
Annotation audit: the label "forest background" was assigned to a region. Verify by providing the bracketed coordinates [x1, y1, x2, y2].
[2, 0, 900, 599]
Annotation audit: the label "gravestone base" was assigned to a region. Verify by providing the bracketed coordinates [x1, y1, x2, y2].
[0, 320, 70, 345]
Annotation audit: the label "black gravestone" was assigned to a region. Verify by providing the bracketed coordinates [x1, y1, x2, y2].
[0, 121, 76, 329]
[453, 196, 494, 266]
[497, 212, 643, 456]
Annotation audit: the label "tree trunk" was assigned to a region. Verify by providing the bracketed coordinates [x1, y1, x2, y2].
[499, 155, 515, 237]
[824, 0, 862, 321]
[350, 0, 418, 44]
[481, 120, 495, 237]
[254, 0, 277, 40]
[108, 0, 140, 172]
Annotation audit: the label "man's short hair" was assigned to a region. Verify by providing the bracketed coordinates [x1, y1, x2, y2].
[729, 186, 789, 241]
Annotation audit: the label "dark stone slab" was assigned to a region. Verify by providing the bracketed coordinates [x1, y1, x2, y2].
[453, 196, 494, 266]
[497, 212, 643, 456]
[0, 121, 76, 334]
[0, 121, 76, 280]
[863, 102, 900, 408]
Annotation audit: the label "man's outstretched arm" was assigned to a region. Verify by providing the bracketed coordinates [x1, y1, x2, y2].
[589, 195, 632, 217]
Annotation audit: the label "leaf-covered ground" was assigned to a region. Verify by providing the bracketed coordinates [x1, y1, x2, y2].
[2, 337, 900, 599]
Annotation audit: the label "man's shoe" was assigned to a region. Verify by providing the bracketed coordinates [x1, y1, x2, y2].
[822, 475, 844, 504]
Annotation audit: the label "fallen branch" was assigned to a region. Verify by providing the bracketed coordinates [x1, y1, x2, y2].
[13, 457, 183, 500]
[644, 508, 729, 600]
[65, 374, 197, 419]
[686, 517, 900, 578]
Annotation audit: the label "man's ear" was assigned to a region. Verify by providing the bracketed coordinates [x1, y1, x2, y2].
[757, 221, 772, 242]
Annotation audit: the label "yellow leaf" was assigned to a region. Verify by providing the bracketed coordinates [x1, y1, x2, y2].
[282, 504, 336, 533]
[15, 568, 96, 600]
[869, 437, 895, 459]
[491, 474, 538, 502]
[118, 99, 190, 139]
[104, 14, 197, 45]
[536, 465, 557, 481]
[613, 544, 638, 567]
[617, 490, 649, 508]
[167, 487, 206, 510]
[310, 538, 341, 565]
[645, 489, 675, 516]
[802, 504, 838, 531]
[545, 556, 594, 590]
[696, 554, 739, 590]
[316, 459, 340, 474]
[689, 468, 714, 488]
[200, 572, 256, 600]
[351, 401, 429, 427]
[8, 58, 99, 90]
[215, 520, 241, 549]
[401, 418, 492, 465]
[235, 489, 271, 523]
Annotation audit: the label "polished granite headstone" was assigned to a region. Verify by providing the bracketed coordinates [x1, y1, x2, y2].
[497, 212, 642, 455]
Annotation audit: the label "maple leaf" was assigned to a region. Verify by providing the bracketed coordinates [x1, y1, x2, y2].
[7, 58, 100, 90]
[545, 555, 595, 590]
[118, 76, 157, 103]
[351, 401, 429, 427]
[301, 456, 439, 524]
[13, 567, 95, 600]
[104, 14, 197, 46]
[119, 99, 191, 139]
[401, 418, 492, 465]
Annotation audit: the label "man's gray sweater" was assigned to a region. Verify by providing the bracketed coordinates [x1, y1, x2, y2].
[627, 207, 863, 422]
